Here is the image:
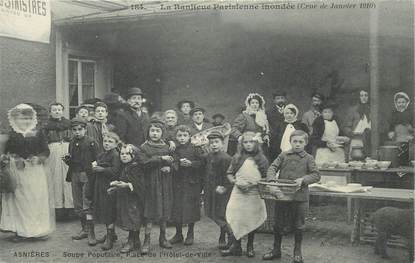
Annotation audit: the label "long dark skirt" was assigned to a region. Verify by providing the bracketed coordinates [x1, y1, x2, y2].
[93, 176, 116, 224]
[171, 175, 201, 224]
[116, 189, 143, 231]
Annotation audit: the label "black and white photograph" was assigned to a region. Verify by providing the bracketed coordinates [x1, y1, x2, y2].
[0, 0, 413, 262]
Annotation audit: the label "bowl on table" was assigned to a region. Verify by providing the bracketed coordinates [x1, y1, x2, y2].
[377, 161, 391, 170]
[337, 162, 349, 169]
[365, 160, 378, 170]
[327, 161, 339, 169]
[349, 161, 364, 169]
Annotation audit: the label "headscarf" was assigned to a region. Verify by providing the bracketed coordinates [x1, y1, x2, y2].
[394, 92, 410, 112]
[283, 104, 299, 124]
[8, 104, 38, 137]
[243, 93, 270, 134]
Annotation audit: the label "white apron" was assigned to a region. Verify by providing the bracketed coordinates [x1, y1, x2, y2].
[226, 158, 267, 240]
[280, 124, 296, 152]
[1, 158, 55, 237]
[46, 142, 73, 208]
[315, 120, 345, 166]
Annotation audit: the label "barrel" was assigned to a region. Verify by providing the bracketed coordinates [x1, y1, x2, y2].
[378, 145, 399, 168]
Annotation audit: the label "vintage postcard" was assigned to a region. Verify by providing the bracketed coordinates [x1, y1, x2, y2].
[0, 0, 413, 262]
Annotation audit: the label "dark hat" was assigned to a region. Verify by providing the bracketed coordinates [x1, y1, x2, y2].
[176, 100, 195, 110]
[311, 92, 325, 100]
[126, 87, 143, 98]
[190, 107, 205, 116]
[94, 101, 108, 109]
[103, 92, 120, 105]
[272, 91, 287, 98]
[321, 100, 338, 110]
[207, 130, 224, 140]
[83, 98, 102, 108]
[212, 113, 225, 120]
[71, 117, 87, 127]
[149, 116, 165, 126]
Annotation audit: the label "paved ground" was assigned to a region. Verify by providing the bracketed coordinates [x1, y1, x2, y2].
[0, 214, 410, 263]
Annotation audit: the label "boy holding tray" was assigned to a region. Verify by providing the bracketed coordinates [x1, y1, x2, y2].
[263, 130, 320, 263]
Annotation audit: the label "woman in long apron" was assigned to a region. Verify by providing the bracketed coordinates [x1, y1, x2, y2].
[44, 103, 73, 217]
[0, 104, 55, 241]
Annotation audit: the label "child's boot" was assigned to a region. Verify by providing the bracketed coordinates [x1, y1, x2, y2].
[134, 231, 142, 254]
[263, 231, 282, 260]
[141, 233, 151, 255]
[72, 217, 88, 240]
[120, 231, 135, 253]
[247, 232, 255, 258]
[293, 230, 303, 263]
[87, 220, 97, 246]
[184, 223, 194, 246]
[159, 223, 172, 249]
[97, 227, 117, 244]
[169, 224, 184, 244]
[218, 226, 227, 249]
[221, 233, 242, 257]
[101, 228, 115, 251]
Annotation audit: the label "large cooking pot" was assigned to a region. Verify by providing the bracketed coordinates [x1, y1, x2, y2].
[378, 145, 399, 168]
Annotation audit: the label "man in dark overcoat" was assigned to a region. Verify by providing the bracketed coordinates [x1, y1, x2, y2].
[114, 87, 150, 147]
[267, 91, 288, 160]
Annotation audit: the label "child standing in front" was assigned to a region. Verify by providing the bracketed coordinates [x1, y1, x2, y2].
[222, 131, 269, 258]
[137, 118, 174, 252]
[64, 117, 99, 246]
[108, 144, 145, 254]
[170, 125, 203, 246]
[204, 131, 232, 250]
[91, 132, 121, 251]
[263, 130, 320, 263]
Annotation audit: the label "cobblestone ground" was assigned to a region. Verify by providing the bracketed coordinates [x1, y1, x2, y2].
[0, 215, 409, 263]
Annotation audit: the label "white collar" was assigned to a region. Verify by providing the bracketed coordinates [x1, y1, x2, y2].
[195, 122, 203, 130]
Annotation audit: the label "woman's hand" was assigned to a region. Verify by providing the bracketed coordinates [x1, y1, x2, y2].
[388, 131, 395, 140]
[180, 158, 192, 167]
[215, 186, 226, 194]
[327, 142, 337, 152]
[29, 156, 39, 165]
[161, 155, 174, 163]
[160, 166, 171, 173]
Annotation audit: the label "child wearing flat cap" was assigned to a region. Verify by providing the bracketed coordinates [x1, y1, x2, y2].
[64, 117, 99, 246]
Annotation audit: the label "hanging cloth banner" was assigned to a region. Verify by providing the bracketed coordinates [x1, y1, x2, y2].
[0, 0, 51, 43]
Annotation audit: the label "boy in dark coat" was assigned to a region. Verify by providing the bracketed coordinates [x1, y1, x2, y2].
[91, 132, 121, 251]
[263, 130, 320, 263]
[204, 130, 232, 249]
[170, 125, 204, 246]
[64, 117, 99, 246]
[108, 144, 145, 254]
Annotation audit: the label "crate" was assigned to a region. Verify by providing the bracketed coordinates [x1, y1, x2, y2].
[258, 180, 301, 201]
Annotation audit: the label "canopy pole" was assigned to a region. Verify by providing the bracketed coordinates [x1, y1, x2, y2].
[369, 6, 379, 158]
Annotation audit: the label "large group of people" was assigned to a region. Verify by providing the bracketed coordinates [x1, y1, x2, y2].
[0, 86, 413, 263]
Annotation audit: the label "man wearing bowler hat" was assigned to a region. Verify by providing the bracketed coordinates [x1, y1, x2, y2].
[115, 87, 150, 147]
[267, 91, 288, 159]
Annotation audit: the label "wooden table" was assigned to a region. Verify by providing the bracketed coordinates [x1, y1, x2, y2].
[310, 188, 414, 244]
[319, 167, 414, 189]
